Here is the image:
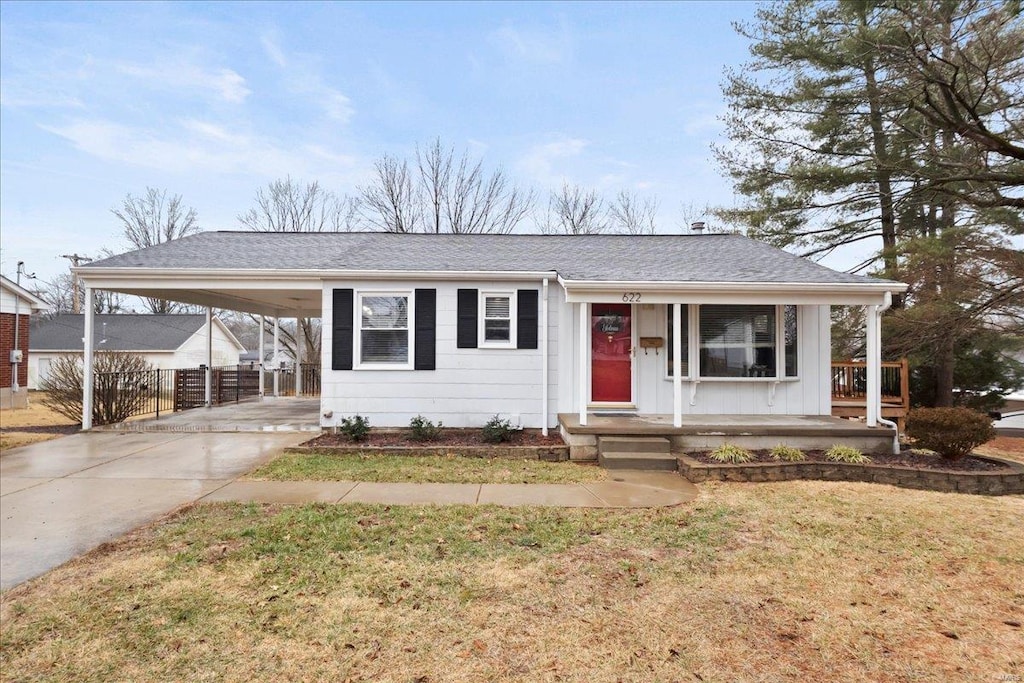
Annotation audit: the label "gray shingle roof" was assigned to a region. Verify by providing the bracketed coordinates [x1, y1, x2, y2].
[29, 314, 208, 351]
[83, 231, 897, 285]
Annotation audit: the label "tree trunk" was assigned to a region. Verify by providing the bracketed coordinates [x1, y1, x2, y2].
[934, 334, 956, 407]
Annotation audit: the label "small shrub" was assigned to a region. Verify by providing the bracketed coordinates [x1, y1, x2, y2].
[40, 351, 154, 426]
[825, 444, 871, 463]
[482, 415, 514, 443]
[709, 443, 754, 464]
[905, 407, 995, 461]
[409, 415, 443, 442]
[338, 415, 370, 442]
[770, 444, 806, 462]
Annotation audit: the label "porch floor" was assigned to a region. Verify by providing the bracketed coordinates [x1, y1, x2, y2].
[558, 412, 886, 437]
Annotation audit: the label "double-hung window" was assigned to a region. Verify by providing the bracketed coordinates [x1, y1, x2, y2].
[358, 292, 411, 367]
[479, 292, 516, 348]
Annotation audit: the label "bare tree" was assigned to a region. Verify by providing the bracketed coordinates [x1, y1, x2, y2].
[360, 155, 421, 233]
[360, 139, 533, 234]
[42, 272, 125, 314]
[238, 176, 358, 233]
[609, 190, 659, 234]
[542, 183, 609, 235]
[112, 188, 200, 314]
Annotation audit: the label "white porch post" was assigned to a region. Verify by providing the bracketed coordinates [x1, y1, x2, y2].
[294, 317, 303, 396]
[865, 304, 879, 427]
[673, 303, 683, 428]
[82, 287, 95, 430]
[272, 317, 280, 398]
[541, 278, 549, 436]
[204, 307, 213, 407]
[258, 315, 266, 398]
[578, 302, 588, 426]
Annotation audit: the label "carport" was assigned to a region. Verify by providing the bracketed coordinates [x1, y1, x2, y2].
[74, 241, 324, 430]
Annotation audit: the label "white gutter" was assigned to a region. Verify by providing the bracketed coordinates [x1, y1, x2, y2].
[874, 291, 900, 454]
[557, 275, 907, 294]
[75, 267, 560, 282]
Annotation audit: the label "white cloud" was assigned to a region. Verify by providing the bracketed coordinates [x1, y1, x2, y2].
[41, 118, 360, 181]
[517, 136, 588, 186]
[489, 23, 573, 65]
[116, 62, 251, 103]
[261, 37, 355, 124]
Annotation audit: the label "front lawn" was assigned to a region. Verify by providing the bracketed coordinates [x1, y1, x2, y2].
[2, 481, 1021, 682]
[248, 452, 608, 484]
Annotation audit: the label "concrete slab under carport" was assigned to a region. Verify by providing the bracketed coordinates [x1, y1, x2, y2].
[93, 397, 322, 434]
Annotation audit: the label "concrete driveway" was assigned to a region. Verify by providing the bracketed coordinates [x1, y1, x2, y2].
[1, 429, 307, 590]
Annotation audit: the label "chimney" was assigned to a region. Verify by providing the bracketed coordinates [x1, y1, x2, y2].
[691, 221, 705, 235]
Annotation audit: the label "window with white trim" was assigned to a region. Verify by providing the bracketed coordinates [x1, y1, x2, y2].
[479, 291, 516, 347]
[699, 304, 777, 377]
[358, 293, 411, 366]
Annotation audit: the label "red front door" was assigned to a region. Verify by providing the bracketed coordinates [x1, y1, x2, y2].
[591, 303, 632, 403]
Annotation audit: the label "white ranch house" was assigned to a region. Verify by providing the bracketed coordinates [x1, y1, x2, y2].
[27, 313, 246, 389]
[73, 232, 907, 454]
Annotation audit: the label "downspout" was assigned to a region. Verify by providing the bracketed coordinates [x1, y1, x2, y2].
[541, 278, 549, 436]
[874, 292, 900, 454]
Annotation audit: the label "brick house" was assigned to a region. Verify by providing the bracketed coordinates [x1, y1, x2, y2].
[1, 275, 51, 409]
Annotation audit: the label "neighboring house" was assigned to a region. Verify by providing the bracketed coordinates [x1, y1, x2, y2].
[28, 314, 246, 389]
[1, 275, 51, 408]
[73, 232, 908, 436]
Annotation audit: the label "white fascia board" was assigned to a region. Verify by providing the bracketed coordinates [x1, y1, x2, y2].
[558, 276, 907, 306]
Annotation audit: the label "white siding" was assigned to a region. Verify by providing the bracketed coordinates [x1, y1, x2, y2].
[321, 280, 561, 429]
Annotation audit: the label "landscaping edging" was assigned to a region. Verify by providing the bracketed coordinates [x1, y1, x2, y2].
[284, 444, 570, 462]
[677, 454, 1024, 495]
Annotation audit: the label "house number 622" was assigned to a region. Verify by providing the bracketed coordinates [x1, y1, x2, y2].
[622, 292, 641, 302]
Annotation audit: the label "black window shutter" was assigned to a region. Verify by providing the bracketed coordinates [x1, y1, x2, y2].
[331, 288, 354, 370]
[457, 288, 478, 348]
[517, 289, 539, 349]
[414, 288, 436, 370]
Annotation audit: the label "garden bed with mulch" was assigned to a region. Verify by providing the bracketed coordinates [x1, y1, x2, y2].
[679, 449, 1024, 495]
[290, 428, 569, 461]
[687, 448, 1006, 471]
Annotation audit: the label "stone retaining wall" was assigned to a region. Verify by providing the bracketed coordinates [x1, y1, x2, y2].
[285, 445, 570, 462]
[677, 454, 1024, 495]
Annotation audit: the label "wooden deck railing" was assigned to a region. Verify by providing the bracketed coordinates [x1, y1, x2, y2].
[831, 358, 910, 428]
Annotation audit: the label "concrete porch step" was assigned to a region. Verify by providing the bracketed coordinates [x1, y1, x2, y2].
[598, 436, 671, 455]
[598, 451, 678, 471]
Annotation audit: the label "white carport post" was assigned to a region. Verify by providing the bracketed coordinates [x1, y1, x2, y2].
[294, 318, 303, 397]
[272, 317, 280, 398]
[82, 287, 95, 430]
[865, 303, 879, 427]
[673, 303, 683, 428]
[541, 278, 549, 436]
[258, 315, 266, 398]
[578, 302, 588, 426]
[204, 307, 213, 408]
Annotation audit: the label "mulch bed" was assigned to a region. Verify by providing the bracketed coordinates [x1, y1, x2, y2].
[688, 449, 1007, 472]
[303, 428, 566, 449]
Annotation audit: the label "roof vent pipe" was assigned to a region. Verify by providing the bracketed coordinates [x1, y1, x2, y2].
[691, 221, 705, 234]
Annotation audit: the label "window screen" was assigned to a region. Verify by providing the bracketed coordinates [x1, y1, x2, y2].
[360, 295, 409, 364]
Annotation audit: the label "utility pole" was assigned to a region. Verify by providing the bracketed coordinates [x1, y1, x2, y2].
[60, 253, 92, 313]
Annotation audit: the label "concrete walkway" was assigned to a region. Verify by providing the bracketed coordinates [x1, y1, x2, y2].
[2, 417, 696, 590]
[204, 470, 699, 508]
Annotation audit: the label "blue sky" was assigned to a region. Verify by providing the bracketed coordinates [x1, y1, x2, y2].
[1, 1, 765, 284]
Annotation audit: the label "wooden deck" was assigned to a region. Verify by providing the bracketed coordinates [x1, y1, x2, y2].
[831, 359, 910, 430]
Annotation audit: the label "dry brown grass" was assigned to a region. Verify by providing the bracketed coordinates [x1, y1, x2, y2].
[977, 436, 1024, 465]
[0, 393, 77, 452]
[2, 481, 1022, 682]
